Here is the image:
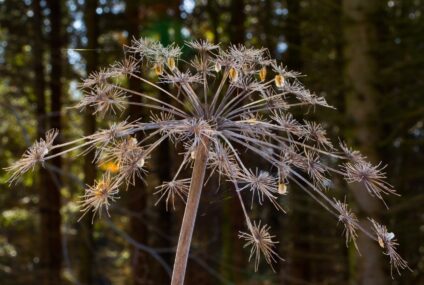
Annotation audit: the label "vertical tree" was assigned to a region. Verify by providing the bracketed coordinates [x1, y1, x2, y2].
[283, 1, 314, 283]
[124, 1, 150, 284]
[33, 0, 46, 138]
[225, 1, 246, 282]
[78, 0, 99, 284]
[40, 0, 63, 284]
[228, 0, 245, 44]
[32, 1, 49, 282]
[206, 0, 220, 42]
[342, 0, 386, 284]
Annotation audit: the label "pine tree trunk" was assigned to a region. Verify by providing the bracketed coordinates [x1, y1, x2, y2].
[206, 1, 220, 43]
[78, 0, 98, 284]
[124, 1, 150, 284]
[40, 1, 63, 284]
[284, 1, 314, 283]
[229, 0, 245, 44]
[342, 1, 387, 284]
[226, 2, 246, 282]
[32, 1, 49, 281]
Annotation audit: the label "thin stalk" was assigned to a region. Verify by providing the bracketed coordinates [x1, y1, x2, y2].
[171, 137, 209, 285]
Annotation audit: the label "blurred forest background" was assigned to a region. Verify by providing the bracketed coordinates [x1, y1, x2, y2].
[0, 0, 423, 284]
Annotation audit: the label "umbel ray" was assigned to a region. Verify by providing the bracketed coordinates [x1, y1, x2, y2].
[6, 38, 411, 284]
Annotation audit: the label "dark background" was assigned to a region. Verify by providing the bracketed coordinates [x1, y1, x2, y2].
[0, 0, 423, 284]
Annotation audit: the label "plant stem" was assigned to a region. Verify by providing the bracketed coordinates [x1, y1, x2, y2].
[171, 138, 209, 285]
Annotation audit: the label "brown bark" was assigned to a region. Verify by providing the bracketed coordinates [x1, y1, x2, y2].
[124, 1, 150, 284]
[262, 0, 274, 54]
[32, 1, 48, 281]
[33, 1, 46, 138]
[229, 0, 245, 44]
[284, 1, 314, 283]
[226, 2, 247, 281]
[40, 0, 63, 284]
[206, 1, 220, 43]
[78, 0, 98, 284]
[171, 138, 210, 285]
[343, 0, 387, 284]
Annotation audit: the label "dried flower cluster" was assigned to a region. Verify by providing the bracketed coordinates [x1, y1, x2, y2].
[6, 38, 409, 275]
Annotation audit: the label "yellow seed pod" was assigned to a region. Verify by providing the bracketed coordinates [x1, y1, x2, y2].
[259, 66, 267, 82]
[245, 118, 257, 125]
[129, 137, 138, 146]
[191, 151, 196, 159]
[378, 237, 384, 248]
[95, 181, 108, 197]
[274, 74, 285, 88]
[137, 158, 145, 168]
[229, 67, 239, 82]
[278, 183, 287, 195]
[167, 57, 176, 71]
[214, 62, 222, 72]
[153, 63, 164, 76]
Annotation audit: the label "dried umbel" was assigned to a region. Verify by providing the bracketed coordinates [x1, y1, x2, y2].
[78, 172, 119, 222]
[6, 129, 58, 184]
[6, 39, 409, 282]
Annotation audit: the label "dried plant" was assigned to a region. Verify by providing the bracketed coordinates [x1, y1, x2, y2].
[6, 38, 410, 283]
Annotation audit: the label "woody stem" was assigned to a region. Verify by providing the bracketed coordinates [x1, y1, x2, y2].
[170, 137, 209, 285]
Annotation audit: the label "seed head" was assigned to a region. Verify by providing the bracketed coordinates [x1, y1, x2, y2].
[343, 161, 398, 203]
[78, 172, 119, 222]
[334, 198, 359, 250]
[6, 129, 58, 184]
[369, 219, 410, 277]
[239, 221, 283, 272]
[154, 179, 190, 211]
[6, 38, 406, 275]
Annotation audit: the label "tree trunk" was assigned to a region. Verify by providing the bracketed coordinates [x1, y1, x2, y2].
[206, 1, 220, 43]
[32, 1, 48, 281]
[40, 1, 63, 284]
[33, 0, 46, 139]
[225, 2, 246, 282]
[124, 1, 150, 284]
[342, 0, 387, 284]
[283, 1, 314, 283]
[228, 0, 245, 44]
[78, 0, 98, 284]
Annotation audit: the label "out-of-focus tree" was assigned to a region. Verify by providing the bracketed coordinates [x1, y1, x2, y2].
[39, 1, 64, 284]
[123, 1, 151, 284]
[78, 0, 99, 284]
[343, 1, 387, 284]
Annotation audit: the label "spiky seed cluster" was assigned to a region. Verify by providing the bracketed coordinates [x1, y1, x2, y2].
[76, 84, 127, 117]
[333, 198, 359, 250]
[343, 161, 398, 203]
[239, 221, 283, 271]
[154, 179, 190, 211]
[238, 169, 283, 211]
[6, 129, 58, 184]
[78, 172, 119, 222]
[369, 219, 411, 277]
[6, 38, 408, 274]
